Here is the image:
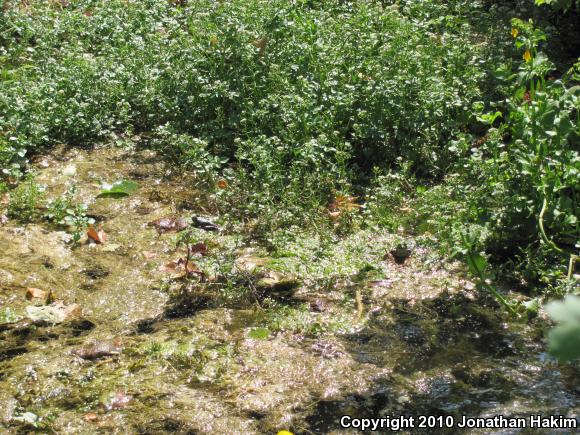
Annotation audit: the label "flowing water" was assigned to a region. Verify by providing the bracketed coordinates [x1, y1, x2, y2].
[0, 145, 578, 434]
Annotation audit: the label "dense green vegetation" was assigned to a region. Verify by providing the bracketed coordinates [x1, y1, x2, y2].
[1, 0, 578, 343]
[2, 1, 580, 431]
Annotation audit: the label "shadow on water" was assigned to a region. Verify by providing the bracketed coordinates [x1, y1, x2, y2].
[303, 291, 580, 434]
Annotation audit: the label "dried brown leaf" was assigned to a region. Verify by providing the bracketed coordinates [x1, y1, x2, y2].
[25, 287, 53, 304]
[189, 242, 208, 257]
[87, 225, 107, 244]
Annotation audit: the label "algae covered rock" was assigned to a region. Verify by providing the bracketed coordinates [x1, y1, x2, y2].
[25, 301, 82, 324]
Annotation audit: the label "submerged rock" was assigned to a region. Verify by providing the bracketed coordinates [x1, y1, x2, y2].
[256, 271, 299, 297]
[0, 269, 15, 286]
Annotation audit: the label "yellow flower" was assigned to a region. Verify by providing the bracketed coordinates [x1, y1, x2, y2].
[277, 432, 294, 435]
[523, 50, 532, 62]
[511, 28, 518, 38]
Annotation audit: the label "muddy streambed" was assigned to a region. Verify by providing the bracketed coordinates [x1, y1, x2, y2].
[0, 145, 579, 434]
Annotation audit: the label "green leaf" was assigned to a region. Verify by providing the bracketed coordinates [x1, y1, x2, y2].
[96, 180, 139, 198]
[477, 111, 502, 125]
[467, 253, 487, 276]
[248, 327, 270, 340]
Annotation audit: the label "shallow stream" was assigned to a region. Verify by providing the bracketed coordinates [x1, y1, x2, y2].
[0, 145, 578, 434]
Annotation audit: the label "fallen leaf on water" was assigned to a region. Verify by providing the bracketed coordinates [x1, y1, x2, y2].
[25, 287, 53, 304]
[25, 302, 82, 323]
[159, 258, 206, 280]
[87, 225, 107, 244]
[148, 217, 188, 234]
[105, 391, 133, 411]
[73, 339, 122, 360]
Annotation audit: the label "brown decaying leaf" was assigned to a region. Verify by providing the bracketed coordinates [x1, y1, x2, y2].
[189, 242, 208, 257]
[159, 258, 206, 280]
[87, 225, 107, 244]
[148, 217, 189, 234]
[26, 287, 53, 303]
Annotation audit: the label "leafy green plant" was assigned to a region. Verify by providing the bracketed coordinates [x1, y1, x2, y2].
[62, 203, 94, 243]
[7, 175, 44, 221]
[506, 20, 579, 279]
[411, 19, 578, 292]
[44, 185, 77, 223]
[45, 186, 94, 242]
